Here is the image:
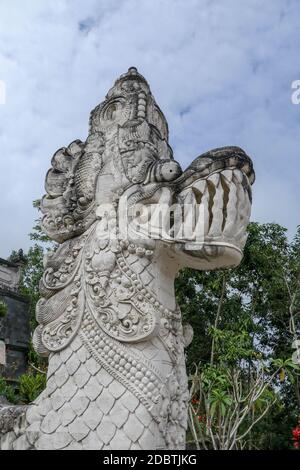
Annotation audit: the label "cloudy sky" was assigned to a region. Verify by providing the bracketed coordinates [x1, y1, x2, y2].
[0, 0, 299, 257]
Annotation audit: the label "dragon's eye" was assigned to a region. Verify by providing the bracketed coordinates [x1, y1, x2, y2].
[155, 160, 182, 182]
[105, 103, 117, 120]
[102, 99, 124, 121]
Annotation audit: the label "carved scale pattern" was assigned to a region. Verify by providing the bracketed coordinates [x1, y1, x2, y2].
[1, 332, 187, 450]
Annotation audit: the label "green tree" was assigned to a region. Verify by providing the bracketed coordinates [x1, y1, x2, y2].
[0, 300, 8, 318]
[8, 201, 56, 370]
[176, 223, 300, 449]
[18, 372, 46, 403]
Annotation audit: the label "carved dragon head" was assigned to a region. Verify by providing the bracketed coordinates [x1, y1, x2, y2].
[41, 67, 254, 272]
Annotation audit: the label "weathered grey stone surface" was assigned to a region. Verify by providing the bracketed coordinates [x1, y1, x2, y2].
[0, 67, 254, 450]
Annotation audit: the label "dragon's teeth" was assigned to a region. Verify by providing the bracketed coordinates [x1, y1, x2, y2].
[222, 169, 233, 182]
[192, 179, 206, 193]
[233, 169, 243, 183]
[208, 173, 220, 186]
[241, 162, 250, 175]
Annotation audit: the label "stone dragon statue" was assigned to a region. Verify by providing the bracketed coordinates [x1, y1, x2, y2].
[0, 67, 254, 450]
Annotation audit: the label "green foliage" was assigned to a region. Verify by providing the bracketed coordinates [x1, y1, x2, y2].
[19, 244, 45, 331]
[177, 222, 300, 449]
[18, 373, 46, 403]
[209, 326, 260, 364]
[27, 340, 46, 370]
[0, 372, 46, 405]
[0, 300, 8, 318]
[8, 248, 26, 264]
[188, 357, 289, 449]
[29, 200, 53, 244]
[0, 376, 17, 404]
[177, 222, 300, 370]
[7, 202, 56, 370]
[199, 365, 234, 417]
[9, 201, 55, 332]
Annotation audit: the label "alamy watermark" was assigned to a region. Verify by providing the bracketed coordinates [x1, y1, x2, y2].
[95, 200, 206, 245]
[291, 80, 300, 104]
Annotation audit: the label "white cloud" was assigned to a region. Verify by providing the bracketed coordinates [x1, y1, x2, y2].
[0, 0, 299, 256]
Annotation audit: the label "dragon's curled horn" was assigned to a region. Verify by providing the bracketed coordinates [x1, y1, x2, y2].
[41, 133, 105, 243]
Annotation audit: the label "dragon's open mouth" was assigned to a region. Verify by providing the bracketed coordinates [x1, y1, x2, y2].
[121, 146, 254, 269]
[177, 167, 251, 246]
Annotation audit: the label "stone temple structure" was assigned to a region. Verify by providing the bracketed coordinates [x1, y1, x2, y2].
[0, 255, 30, 379]
[0, 67, 254, 450]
